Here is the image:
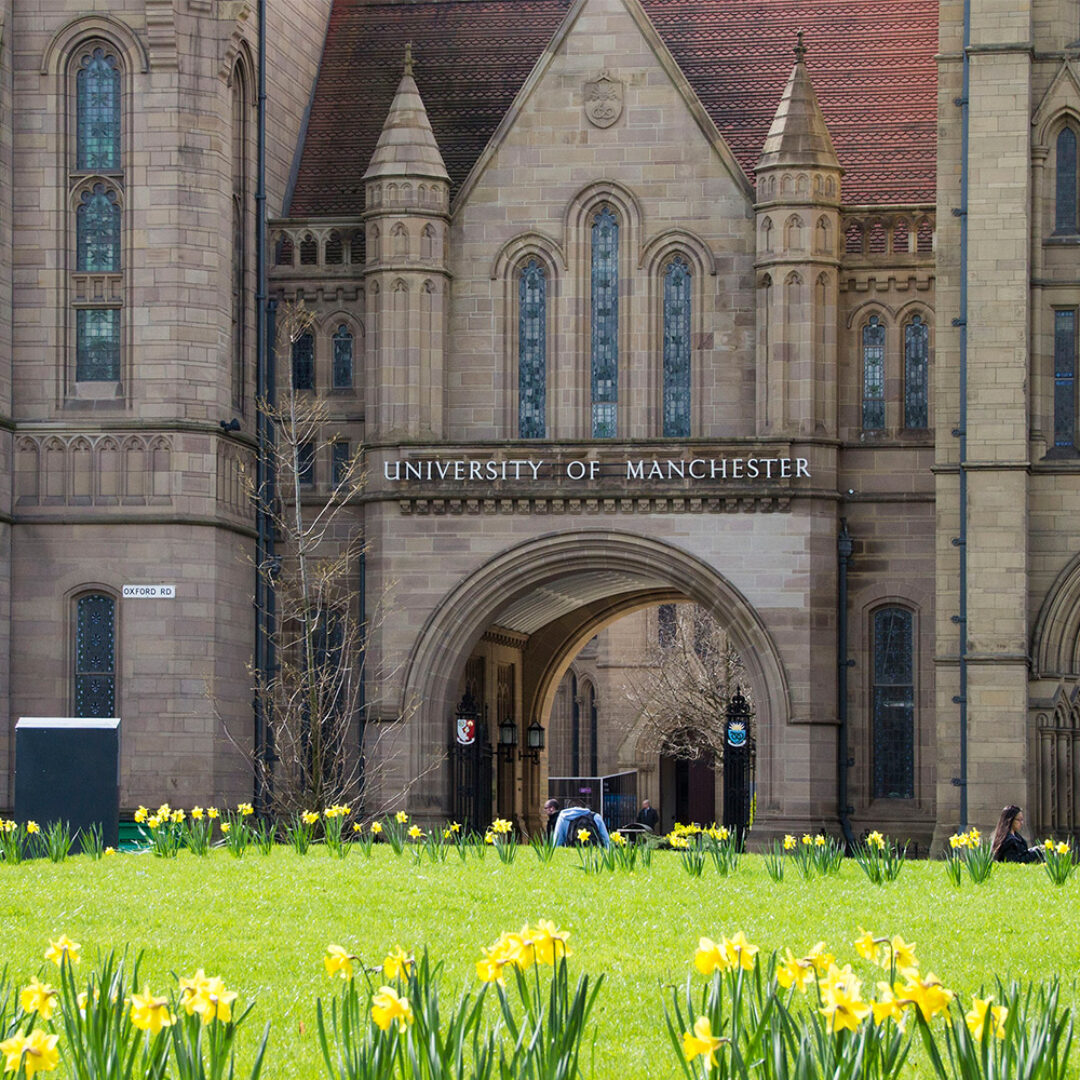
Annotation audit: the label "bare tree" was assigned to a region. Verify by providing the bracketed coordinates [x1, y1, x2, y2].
[626, 605, 753, 762]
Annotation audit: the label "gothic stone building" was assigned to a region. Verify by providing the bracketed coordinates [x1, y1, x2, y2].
[1, 0, 1078, 850]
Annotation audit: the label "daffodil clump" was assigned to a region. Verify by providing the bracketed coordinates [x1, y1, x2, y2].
[1, 938, 266, 1080]
[854, 830, 907, 884]
[945, 826, 995, 885]
[667, 927, 1073, 1080]
[1042, 836, 1075, 885]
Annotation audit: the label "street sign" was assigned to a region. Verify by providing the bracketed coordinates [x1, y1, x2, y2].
[122, 585, 176, 599]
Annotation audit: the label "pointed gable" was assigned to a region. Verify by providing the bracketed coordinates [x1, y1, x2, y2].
[289, 0, 937, 216]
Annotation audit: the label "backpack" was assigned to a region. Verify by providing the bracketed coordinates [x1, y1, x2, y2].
[562, 808, 603, 846]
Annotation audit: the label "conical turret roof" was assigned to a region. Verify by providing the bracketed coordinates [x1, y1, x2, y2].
[756, 34, 839, 172]
[363, 45, 450, 182]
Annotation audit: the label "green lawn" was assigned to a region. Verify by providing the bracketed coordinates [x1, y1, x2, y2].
[0, 847, 1077, 1078]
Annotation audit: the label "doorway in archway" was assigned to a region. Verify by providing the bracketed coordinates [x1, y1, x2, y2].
[661, 752, 716, 827]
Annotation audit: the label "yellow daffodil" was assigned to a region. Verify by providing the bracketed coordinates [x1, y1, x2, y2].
[44, 935, 81, 967]
[968, 828, 981, 844]
[371, 820, 383, 834]
[1057, 841, 1070, 856]
[694, 936, 731, 976]
[723, 932, 759, 972]
[576, 828, 592, 844]
[302, 810, 319, 825]
[324, 945, 356, 980]
[965, 995, 1008, 1041]
[805, 942, 835, 977]
[866, 830, 886, 850]
[949, 833, 965, 849]
[611, 831, 626, 846]
[19, 977, 58, 1021]
[371, 986, 413, 1032]
[188, 974, 238, 1025]
[237, 803, 254, 817]
[26, 821, 40, 834]
[888, 935, 919, 978]
[450, 821, 462, 833]
[207, 807, 219, 819]
[156, 803, 171, 817]
[130, 986, 175, 1035]
[669, 834, 690, 849]
[872, 983, 907, 1028]
[475, 955, 505, 983]
[801, 834, 813, 846]
[0, 1030, 60, 1078]
[147, 815, 162, 829]
[783, 834, 796, 850]
[407, 825, 423, 840]
[191, 806, 204, 820]
[104, 846, 116, 855]
[897, 972, 953, 1021]
[819, 965, 871, 1034]
[528, 920, 571, 966]
[353, 823, 363, 832]
[1044, 837, 1056, 851]
[776, 949, 814, 993]
[171, 809, 185, 824]
[484, 832, 495, 844]
[134, 807, 148, 824]
[491, 818, 514, 835]
[815, 834, 826, 847]
[220, 822, 231, 834]
[854, 928, 880, 964]
[383, 947, 413, 981]
[682, 1016, 725, 1067]
[395, 811, 409, 824]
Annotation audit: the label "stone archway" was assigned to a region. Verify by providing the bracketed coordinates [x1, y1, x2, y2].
[398, 529, 790, 820]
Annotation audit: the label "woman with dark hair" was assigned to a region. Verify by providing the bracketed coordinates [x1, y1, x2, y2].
[990, 805, 1041, 863]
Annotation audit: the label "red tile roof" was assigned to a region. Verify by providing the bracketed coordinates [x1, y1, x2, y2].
[288, 0, 937, 217]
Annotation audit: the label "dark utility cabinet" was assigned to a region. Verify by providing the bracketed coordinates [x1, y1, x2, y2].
[14, 718, 120, 851]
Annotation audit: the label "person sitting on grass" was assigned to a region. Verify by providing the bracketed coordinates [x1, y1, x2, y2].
[990, 804, 1042, 863]
[552, 803, 610, 848]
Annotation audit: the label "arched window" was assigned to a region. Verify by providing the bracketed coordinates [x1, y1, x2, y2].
[658, 603, 676, 648]
[74, 592, 116, 718]
[904, 315, 929, 429]
[76, 184, 120, 271]
[76, 47, 120, 171]
[662, 256, 691, 437]
[1056, 126, 1078, 235]
[862, 316, 886, 431]
[231, 63, 249, 411]
[73, 44, 124, 385]
[872, 607, 915, 799]
[518, 258, 546, 438]
[1054, 308, 1078, 449]
[591, 206, 619, 438]
[332, 324, 353, 389]
[292, 331, 314, 390]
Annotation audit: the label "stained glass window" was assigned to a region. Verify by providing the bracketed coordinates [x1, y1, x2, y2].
[332, 441, 351, 486]
[292, 331, 314, 390]
[658, 604, 676, 648]
[862, 316, 886, 431]
[518, 259, 546, 438]
[77, 185, 120, 271]
[298, 441, 315, 485]
[872, 607, 915, 799]
[332, 325, 353, 389]
[591, 206, 619, 438]
[663, 256, 691, 437]
[75, 593, 115, 718]
[76, 309, 120, 381]
[1056, 127, 1078, 235]
[904, 316, 929, 429]
[1054, 309, 1077, 448]
[77, 48, 121, 172]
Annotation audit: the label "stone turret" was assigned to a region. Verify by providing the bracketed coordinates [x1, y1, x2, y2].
[754, 34, 843, 438]
[363, 46, 450, 438]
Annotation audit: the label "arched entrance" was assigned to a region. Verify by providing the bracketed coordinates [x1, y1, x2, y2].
[398, 530, 790, 828]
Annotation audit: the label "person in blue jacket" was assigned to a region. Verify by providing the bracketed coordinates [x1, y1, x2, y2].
[552, 804, 610, 848]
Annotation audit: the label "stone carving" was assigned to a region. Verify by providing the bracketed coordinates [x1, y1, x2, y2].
[584, 70, 623, 128]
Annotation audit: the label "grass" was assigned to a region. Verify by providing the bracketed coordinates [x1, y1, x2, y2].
[0, 846, 1078, 1078]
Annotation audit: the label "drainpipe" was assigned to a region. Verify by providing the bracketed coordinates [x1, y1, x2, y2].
[837, 519, 856, 849]
[950, 0, 971, 829]
[253, 0, 272, 812]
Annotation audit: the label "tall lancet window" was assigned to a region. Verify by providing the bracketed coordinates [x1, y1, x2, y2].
[77, 48, 120, 171]
[1056, 126, 1078, 235]
[862, 316, 886, 431]
[74, 592, 116, 718]
[518, 258, 546, 438]
[1054, 308, 1078, 449]
[872, 607, 915, 799]
[591, 206, 619, 438]
[73, 44, 124, 384]
[332, 324, 354, 389]
[663, 256, 692, 437]
[904, 315, 929, 429]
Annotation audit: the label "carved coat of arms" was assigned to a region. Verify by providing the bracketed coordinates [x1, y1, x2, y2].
[455, 715, 476, 746]
[584, 70, 623, 128]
